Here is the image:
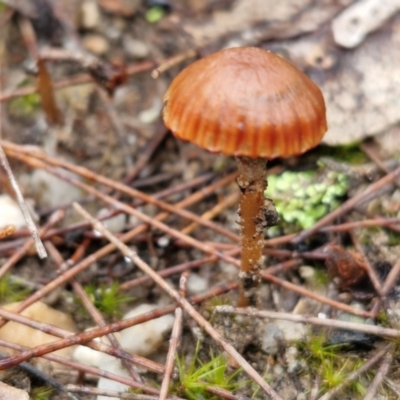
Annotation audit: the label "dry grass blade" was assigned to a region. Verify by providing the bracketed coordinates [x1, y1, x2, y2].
[1, 140, 240, 244]
[1, 149, 242, 269]
[0, 149, 47, 259]
[262, 273, 373, 318]
[65, 384, 171, 399]
[382, 255, 400, 297]
[159, 272, 187, 400]
[72, 202, 283, 400]
[0, 209, 63, 278]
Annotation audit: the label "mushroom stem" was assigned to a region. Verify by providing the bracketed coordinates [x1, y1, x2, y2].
[236, 156, 268, 306]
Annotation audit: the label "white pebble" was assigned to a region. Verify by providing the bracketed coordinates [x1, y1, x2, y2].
[0, 195, 27, 229]
[187, 273, 208, 295]
[120, 304, 174, 356]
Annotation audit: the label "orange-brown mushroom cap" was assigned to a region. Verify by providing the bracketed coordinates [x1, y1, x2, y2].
[163, 47, 327, 159]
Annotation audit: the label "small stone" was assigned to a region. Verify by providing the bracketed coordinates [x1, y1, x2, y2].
[0, 382, 29, 400]
[73, 330, 120, 367]
[187, 273, 208, 295]
[120, 304, 174, 356]
[0, 195, 27, 229]
[96, 208, 126, 233]
[285, 346, 302, 374]
[138, 100, 163, 124]
[82, 34, 110, 55]
[96, 357, 130, 400]
[0, 302, 76, 368]
[261, 320, 307, 355]
[261, 323, 283, 355]
[20, 169, 82, 209]
[122, 36, 150, 59]
[80, 0, 101, 29]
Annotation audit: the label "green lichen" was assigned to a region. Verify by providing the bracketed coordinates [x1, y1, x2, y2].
[145, 6, 165, 23]
[265, 169, 349, 231]
[8, 93, 40, 118]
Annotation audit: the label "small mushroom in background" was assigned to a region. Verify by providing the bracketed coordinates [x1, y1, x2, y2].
[163, 47, 327, 306]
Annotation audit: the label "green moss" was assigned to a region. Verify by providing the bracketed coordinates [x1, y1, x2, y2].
[83, 281, 131, 318]
[298, 335, 369, 396]
[145, 6, 165, 23]
[265, 169, 349, 231]
[0, 274, 30, 303]
[173, 342, 243, 399]
[313, 268, 330, 287]
[315, 143, 367, 164]
[8, 93, 40, 118]
[31, 387, 53, 400]
[204, 295, 232, 314]
[387, 231, 400, 246]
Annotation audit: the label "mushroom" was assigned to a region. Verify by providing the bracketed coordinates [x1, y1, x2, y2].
[162, 47, 327, 306]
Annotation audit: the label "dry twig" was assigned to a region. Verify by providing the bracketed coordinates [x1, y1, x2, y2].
[72, 202, 282, 399]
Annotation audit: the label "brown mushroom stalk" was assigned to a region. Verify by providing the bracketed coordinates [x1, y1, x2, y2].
[236, 156, 268, 305]
[162, 47, 327, 307]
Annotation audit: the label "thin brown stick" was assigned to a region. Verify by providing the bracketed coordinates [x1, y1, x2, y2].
[317, 344, 391, 400]
[349, 229, 383, 296]
[65, 385, 166, 400]
[0, 210, 64, 278]
[321, 218, 400, 232]
[97, 87, 133, 169]
[0, 171, 216, 247]
[0, 306, 164, 374]
[121, 250, 238, 291]
[294, 165, 400, 243]
[381, 256, 400, 297]
[0, 61, 155, 102]
[0, 339, 160, 396]
[361, 142, 400, 189]
[215, 307, 399, 339]
[3, 148, 241, 273]
[262, 273, 373, 318]
[72, 202, 282, 400]
[0, 147, 46, 258]
[124, 126, 169, 183]
[2, 140, 240, 243]
[0, 281, 238, 370]
[383, 378, 400, 397]
[309, 375, 322, 400]
[151, 49, 197, 78]
[363, 344, 393, 400]
[45, 240, 143, 383]
[0, 216, 237, 334]
[159, 272, 187, 400]
[181, 192, 239, 235]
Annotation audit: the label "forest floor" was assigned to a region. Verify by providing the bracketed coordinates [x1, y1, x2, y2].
[0, 1, 400, 399]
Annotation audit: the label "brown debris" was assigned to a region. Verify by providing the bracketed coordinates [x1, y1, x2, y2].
[325, 245, 367, 289]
